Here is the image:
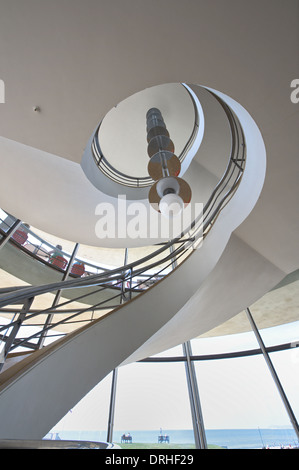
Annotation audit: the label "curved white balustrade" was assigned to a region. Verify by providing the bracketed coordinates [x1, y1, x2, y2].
[0, 84, 228, 248]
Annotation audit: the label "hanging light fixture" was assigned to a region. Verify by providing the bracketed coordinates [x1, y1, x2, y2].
[146, 108, 191, 217]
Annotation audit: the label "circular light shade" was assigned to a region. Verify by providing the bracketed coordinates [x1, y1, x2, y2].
[156, 176, 180, 198]
[159, 193, 184, 218]
[148, 152, 181, 181]
[148, 176, 192, 212]
[147, 135, 175, 158]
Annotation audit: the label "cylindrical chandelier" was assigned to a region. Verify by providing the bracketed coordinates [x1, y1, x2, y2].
[146, 108, 192, 217]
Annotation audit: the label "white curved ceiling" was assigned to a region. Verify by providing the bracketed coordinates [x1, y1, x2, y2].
[0, 0, 297, 273]
[98, 83, 196, 178]
[0, 2, 297, 288]
[0, 83, 231, 248]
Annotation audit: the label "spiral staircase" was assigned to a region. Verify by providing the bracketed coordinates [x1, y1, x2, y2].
[0, 82, 283, 442]
[0, 1, 298, 446]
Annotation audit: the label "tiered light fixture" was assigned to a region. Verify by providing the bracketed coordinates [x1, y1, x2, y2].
[146, 108, 192, 217]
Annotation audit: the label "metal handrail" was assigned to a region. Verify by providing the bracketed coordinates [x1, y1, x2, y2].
[0, 90, 246, 363]
[140, 341, 299, 363]
[0, 242, 190, 353]
[91, 85, 200, 188]
[0, 217, 112, 275]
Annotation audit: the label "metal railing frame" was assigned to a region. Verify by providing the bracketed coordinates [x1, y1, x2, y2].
[91, 84, 200, 188]
[0, 90, 246, 367]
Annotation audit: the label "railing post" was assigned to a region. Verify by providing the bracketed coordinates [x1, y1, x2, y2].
[37, 243, 80, 349]
[128, 267, 133, 300]
[0, 296, 34, 371]
[183, 341, 208, 449]
[246, 307, 299, 441]
[120, 248, 128, 304]
[0, 219, 22, 251]
[106, 369, 118, 443]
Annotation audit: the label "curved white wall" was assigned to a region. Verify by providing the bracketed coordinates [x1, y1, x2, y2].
[80, 83, 205, 200]
[0, 87, 272, 439]
[0, 85, 230, 248]
[124, 85, 272, 361]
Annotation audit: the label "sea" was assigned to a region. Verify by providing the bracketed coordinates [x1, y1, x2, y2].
[46, 428, 299, 449]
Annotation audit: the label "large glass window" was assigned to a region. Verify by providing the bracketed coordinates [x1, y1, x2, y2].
[48, 372, 113, 442]
[47, 321, 299, 449]
[113, 361, 195, 449]
[190, 320, 299, 449]
[193, 354, 298, 449]
[270, 348, 299, 425]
